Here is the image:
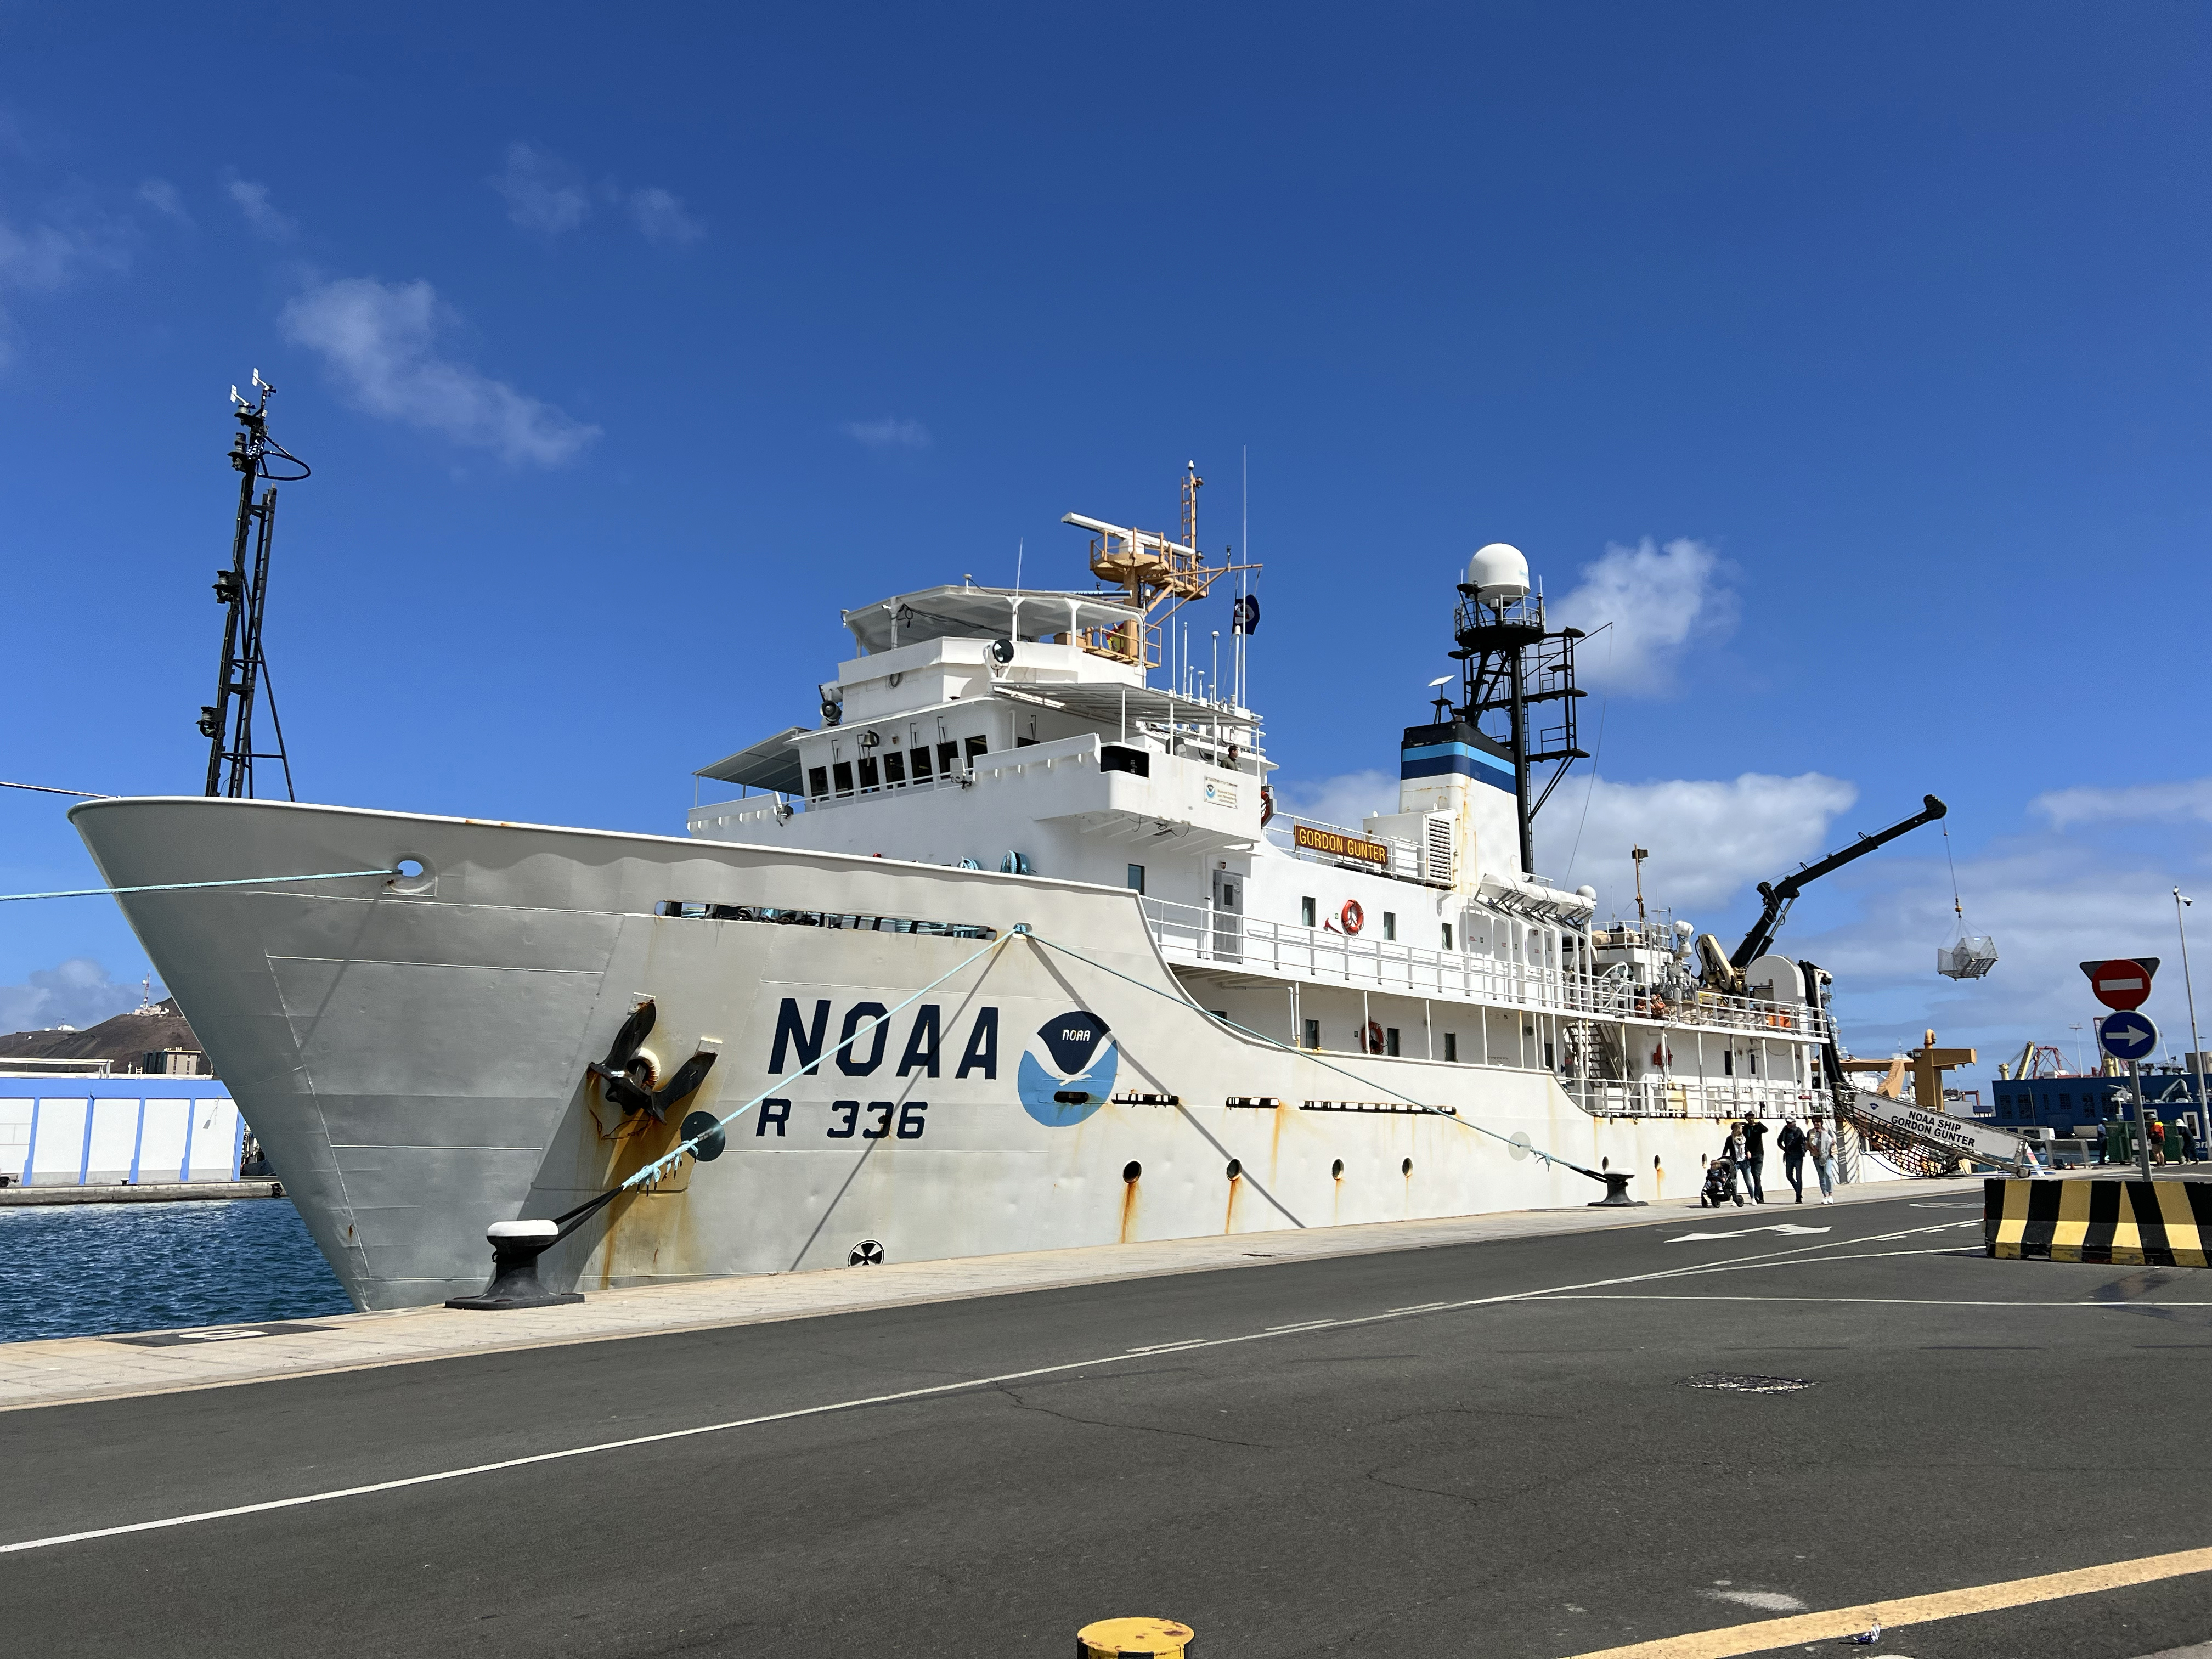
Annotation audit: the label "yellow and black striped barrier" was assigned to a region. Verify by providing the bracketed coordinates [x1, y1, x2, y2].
[1986, 1177, 2212, 1267]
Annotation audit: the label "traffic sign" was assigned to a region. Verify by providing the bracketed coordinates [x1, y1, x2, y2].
[2099, 1011, 2160, 1063]
[2081, 958, 2159, 1012]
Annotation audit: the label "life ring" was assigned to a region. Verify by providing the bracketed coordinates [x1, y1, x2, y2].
[1365, 1019, 1385, 1054]
[1259, 783, 1275, 827]
[1341, 900, 1364, 935]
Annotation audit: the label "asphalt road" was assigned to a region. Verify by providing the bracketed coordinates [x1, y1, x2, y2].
[5, 1190, 2210, 1658]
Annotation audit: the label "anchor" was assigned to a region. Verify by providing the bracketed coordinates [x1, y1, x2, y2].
[447, 998, 720, 1310]
[586, 997, 719, 1124]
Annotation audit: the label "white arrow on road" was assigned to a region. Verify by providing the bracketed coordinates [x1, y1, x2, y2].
[1667, 1224, 1833, 1243]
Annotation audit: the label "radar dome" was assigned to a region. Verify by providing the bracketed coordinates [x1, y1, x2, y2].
[1467, 542, 1530, 602]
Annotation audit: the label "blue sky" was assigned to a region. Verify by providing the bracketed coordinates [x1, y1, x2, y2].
[3, 4, 2208, 1069]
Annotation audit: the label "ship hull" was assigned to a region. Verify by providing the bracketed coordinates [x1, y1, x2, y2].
[76, 798, 1805, 1310]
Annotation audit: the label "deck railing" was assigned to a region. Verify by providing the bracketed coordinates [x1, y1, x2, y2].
[1143, 895, 1827, 1040]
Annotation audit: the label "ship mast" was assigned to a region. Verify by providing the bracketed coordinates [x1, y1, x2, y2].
[198, 372, 309, 799]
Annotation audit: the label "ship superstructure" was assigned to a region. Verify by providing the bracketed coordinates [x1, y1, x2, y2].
[72, 483, 1849, 1311]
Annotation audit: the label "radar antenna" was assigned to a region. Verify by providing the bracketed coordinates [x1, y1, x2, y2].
[198, 371, 309, 799]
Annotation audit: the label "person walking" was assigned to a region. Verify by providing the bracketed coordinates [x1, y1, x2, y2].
[1778, 1115, 1808, 1203]
[2151, 1117, 2168, 1167]
[1742, 1112, 1769, 1203]
[1721, 1121, 1748, 1194]
[1807, 1116, 1837, 1204]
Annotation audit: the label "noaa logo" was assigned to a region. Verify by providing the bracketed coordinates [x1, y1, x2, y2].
[1015, 1012, 1118, 1127]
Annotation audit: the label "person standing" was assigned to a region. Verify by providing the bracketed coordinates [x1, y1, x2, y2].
[1742, 1112, 1769, 1203]
[1807, 1116, 1837, 1204]
[1777, 1115, 1808, 1203]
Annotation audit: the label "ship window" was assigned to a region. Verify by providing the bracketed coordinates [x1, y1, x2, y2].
[883, 751, 906, 786]
[1442, 922, 1453, 951]
[1303, 1018, 1321, 1050]
[1723, 1051, 1734, 1076]
[1443, 1032, 1458, 1062]
[911, 746, 933, 781]
[1300, 896, 1316, 928]
[938, 740, 961, 775]
[1126, 864, 1145, 895]
[1998, 1101, 2012, 1119]
[807, 766, 828, 800]
[832, 761, 854, 796]
[1018, 736, 1037, 748]
[1384, 1027, 1401, 1057]
[857, 756, 879, 790]
[964, 735, 988, 763]
[1383, 912, 1397, 942]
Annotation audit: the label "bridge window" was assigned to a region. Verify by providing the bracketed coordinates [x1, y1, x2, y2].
[857, 756, 879, 790]
[832, 761, 854, 797]
[937, 740, 961, 775]
[911, 746, 933, 781]
[807, 767, 828, 800]
[964, 735, 988, 764]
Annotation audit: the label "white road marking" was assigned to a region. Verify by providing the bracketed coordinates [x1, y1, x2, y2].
[0, 1216, 1997, 1557]
[1669, 1224, 1831, 1242]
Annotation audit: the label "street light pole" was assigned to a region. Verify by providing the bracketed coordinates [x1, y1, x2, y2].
[2176, 889, 2204, 1162]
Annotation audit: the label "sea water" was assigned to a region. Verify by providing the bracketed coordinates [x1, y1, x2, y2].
[0, 1199, 353, 1342]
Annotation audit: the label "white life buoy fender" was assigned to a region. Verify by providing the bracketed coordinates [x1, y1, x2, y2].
[1341, 900, 1364, 935]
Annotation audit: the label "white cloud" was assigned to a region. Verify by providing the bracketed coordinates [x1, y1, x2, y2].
[0, 202, 134, 366]
[628, 187, 703, 246]
[280, 276, 600, 466]
[2033, 778, 2212, 830]
[1542, 771, 1860, 916]
[1277, 768, 1397, 833]
[843, 416, 931, 450]
[224, 176, 296, 239]
[1550, 537, 1736, 695]
[492, 143, 590, 234]
[137, 178, 189, 222]
[0, 959, 156, 1035]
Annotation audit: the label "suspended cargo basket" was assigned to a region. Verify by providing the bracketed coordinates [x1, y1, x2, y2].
[1937, 935, 1999, 979]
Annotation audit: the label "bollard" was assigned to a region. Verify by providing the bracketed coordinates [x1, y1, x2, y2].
[1586, 1170, 1645, 1207]
[1076, 1616, 1194, 1657]
[444, 1220, 585, 1310]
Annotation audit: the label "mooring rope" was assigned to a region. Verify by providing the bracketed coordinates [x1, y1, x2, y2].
[1, 780, 112, 799]
[1015, 925, 1605, 1181]
[0, 868, 398, 904]
[620, 929, 1015, 1192]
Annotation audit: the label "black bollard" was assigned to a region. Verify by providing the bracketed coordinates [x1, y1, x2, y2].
[1586, 1170, 1645, 1207]
[445, 1220, 585, 1310]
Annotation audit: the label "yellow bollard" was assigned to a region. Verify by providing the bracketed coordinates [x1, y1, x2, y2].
[1076, 1616, 1195, 1657]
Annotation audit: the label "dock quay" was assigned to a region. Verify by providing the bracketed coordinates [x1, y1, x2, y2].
[0, 1179, 283, 1207]
[10, 1173, 2212, 1659]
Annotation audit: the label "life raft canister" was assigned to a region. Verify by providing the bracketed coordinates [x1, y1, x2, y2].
[1341, 899, 1364, 935]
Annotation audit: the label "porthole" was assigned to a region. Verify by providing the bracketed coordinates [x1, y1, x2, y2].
[388, 856, 435, 895]
[1225, 1158, 1242, 1181]
[1402, 1157, 1414, 1176]
[1331, 1159, 1345, 1180]
[396, 857, 426, 878]
[1122, 1160, 1142, 1183]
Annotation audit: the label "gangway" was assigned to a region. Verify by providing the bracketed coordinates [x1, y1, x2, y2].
[1838, 1087, 2048, 1179]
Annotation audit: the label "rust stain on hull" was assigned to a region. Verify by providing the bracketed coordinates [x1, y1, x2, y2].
[1120, 1177, 1140, 1244]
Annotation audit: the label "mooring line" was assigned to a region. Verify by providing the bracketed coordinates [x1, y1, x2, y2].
[0, 868, 397, 904]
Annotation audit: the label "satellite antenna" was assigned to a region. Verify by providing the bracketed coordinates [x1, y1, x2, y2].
[198, 371, 309, 799]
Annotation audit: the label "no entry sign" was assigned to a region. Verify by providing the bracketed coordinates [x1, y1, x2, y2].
[2081, 958, 2158, 1012]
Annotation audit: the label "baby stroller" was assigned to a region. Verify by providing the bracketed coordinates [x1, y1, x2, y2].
[1701, 1155, 1745, 1208]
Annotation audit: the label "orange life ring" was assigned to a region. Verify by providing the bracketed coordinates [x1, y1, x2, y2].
[1341, 900, 1364, 935]
[1365, 1019, 1385, 1054]
[1259, 784, 1275, 827]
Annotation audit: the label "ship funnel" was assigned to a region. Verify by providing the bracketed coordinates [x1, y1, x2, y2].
[1467, 543, 1530, 603]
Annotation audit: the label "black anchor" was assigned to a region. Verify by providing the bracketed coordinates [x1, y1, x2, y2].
[586, 998, 717, 1124]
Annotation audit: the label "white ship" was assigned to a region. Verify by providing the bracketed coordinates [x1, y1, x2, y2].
[75, 482, 1856, 1310]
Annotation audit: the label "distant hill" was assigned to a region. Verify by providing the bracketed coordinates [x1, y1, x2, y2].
[0, 997, 208, 1072]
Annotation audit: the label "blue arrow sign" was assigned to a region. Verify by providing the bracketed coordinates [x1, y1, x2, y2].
[2100, 1012, 2160, 1062]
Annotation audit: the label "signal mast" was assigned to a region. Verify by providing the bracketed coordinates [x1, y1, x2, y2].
[199, 371, 309, 798]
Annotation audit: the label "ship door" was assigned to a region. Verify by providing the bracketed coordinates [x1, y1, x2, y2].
[1211, 869, 1244, 962]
